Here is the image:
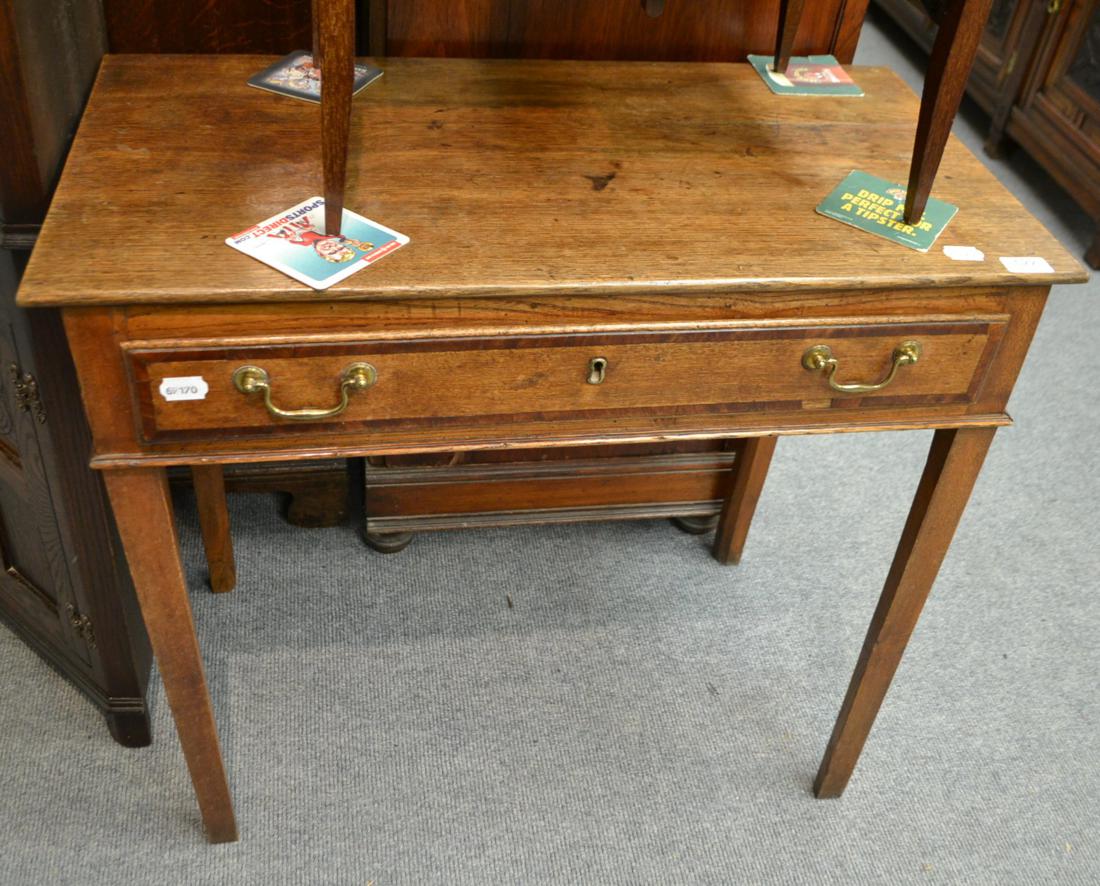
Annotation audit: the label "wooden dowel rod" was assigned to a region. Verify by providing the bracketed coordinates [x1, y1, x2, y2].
[774, 0, 807, 74]
[318, 0, 355, 236]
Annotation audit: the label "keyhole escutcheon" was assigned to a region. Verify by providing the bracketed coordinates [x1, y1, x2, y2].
[587, 357, 609, 385]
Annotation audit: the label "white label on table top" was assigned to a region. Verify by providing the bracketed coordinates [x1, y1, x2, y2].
[159, 376, 209, 402]
[1000, 255, 1054, 274]
[943, 245, 984, 261]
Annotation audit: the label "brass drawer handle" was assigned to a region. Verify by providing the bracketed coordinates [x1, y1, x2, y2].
[232, 362, 377, 420]
[801, 340, 922, 395]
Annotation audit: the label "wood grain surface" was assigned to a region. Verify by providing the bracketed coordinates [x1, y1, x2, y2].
[102, 0, 312, 54]
[383, 0, 868, 64]
[18, 56, 1085, 308]
[57, 284, 1047, 469]
[125, 320, 1003, 439]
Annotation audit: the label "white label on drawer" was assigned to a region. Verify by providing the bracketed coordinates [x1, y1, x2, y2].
[943, 245, 984, 261]
[159, 376, 209, 402]
[1000, 255, 1054, 274]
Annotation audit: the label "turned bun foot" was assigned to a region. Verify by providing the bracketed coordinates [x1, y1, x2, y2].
[669, 514, 720, 536]
[363, 530, 416, 554]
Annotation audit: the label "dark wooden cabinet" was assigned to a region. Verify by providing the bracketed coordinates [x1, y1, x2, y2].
[373, 0, 869, 62]
[1009, 0, 1100, 265]
[1, 0, 152, 746]
[875, 0, 1100, 267]
[0, 263, 79, 663]
[100, 0, 869, 63]
[102, 0, 314, 53]
[0, 262, 152, 746]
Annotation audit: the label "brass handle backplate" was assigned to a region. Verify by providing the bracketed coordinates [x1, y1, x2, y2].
[801, 340, 922, 395]
[232, 362, 377, 420]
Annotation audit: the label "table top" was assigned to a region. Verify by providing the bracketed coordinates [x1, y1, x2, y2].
[18, 55, 1086, 308]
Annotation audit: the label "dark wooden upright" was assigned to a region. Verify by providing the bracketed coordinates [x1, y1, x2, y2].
[317, 0, 356, 235]
[774, 0, 808, 73]
[904, 0, 996, 223]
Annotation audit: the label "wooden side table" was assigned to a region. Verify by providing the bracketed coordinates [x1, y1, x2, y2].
[18, 55, 1086, 843]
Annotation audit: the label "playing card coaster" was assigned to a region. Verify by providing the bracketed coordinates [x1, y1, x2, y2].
[248, 51, 383, 103]
[226, 197, 409, 290]
[816, 170, 958, 252]
[748, 54, 863, 96]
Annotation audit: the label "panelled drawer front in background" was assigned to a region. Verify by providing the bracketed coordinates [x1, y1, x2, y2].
[125, 318, 1006, 443]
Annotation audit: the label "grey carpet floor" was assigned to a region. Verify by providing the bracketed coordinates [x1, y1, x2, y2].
[3, 12, 1098, 884]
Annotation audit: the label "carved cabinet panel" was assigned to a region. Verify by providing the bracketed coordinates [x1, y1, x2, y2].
[1009, 0, 1100, 261]
[0, 265, 83, 661]
[2, 0, 152, 746]
[1025, 0, 1100, 157]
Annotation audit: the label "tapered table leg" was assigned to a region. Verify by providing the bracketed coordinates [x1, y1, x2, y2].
[712, 436, 778, 565]
[814, 426, 996, 798]
[774, 0, 807, 74]
[318, 0, 355, 235]
[904, 0, 995, 223]
[104, 467, 238, 843]
[193, 464, 236, 594]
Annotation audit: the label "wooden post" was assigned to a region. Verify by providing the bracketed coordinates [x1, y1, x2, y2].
[713, 436, 778, 565]
[104, 468, 238, 843]
[904, 0, 995, 223]
[192, 465, 236, 594]
[774, 0, 807, 73]
[814, 427, 996, 797]
[317, 0, 356, 236]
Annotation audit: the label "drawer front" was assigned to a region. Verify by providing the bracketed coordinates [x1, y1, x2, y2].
[126, 320, 1005, 442]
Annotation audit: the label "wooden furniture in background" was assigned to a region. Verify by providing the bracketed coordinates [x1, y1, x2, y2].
[102, 0, 314, 53]
[363, 442, 747, 551]
[18, 54, 1085, 842]
[875, 0, 1100, 267]
[372, 0, 869, 61]
[0, 0, 153, 746]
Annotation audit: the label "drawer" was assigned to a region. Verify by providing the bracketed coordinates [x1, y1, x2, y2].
[126, 319, 1005, 442]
